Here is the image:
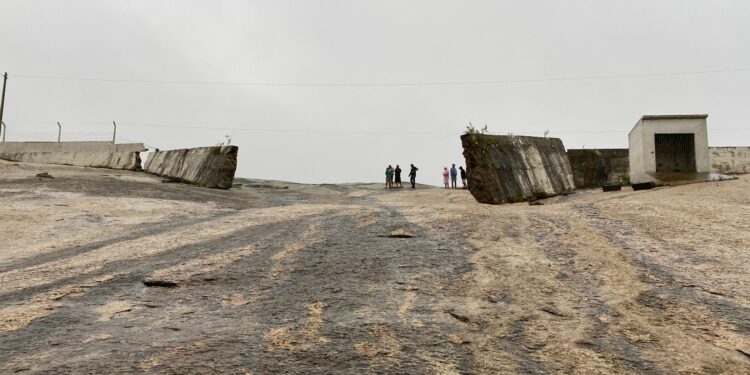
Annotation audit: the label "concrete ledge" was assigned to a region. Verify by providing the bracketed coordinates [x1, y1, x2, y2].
[0, 141, 146, 170]
[0, 141, 145, 153]
[144, 146, 238, 189]
[461, 134, 575, 204]
[647, 171, 736, 186]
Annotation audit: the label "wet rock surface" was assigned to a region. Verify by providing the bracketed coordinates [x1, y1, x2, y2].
[0, 160, 749, 373]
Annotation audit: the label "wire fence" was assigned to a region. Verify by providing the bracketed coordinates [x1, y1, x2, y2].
[2, 121, 748, 136]
[1, 119, 748, 151]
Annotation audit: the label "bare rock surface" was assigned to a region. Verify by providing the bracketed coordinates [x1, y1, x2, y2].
[0, 159, 749, 373]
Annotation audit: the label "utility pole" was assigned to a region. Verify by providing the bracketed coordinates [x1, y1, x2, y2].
[112, 121, 117, 143]
[57, 122, 62, 142]
[1, 122, 5, 142]
[0, 73, 7, 130]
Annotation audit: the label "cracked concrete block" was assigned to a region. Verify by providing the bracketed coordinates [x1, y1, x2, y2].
[144, 146, 238, 189]
[461, 134, 575, 204]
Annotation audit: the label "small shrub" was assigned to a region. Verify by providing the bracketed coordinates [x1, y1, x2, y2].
[465, 122, 491, 149]
[464, 122, 489, 135]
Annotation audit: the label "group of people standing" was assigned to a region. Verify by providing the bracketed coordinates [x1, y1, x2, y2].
[442, 164, 467, 189]
[384, 164, 467, 189]
[384, 164, 419, 189]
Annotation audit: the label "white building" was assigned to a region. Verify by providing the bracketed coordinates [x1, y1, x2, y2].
[628, 114, 710, 184]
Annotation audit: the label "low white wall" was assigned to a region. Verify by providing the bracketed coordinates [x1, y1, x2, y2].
[0, 141, 145, 153]
[710, 147, 750, 174]
[0, 141, 146, 170]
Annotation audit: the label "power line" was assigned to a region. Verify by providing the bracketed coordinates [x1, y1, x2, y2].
[7, 122, 447, 135]
[4, 121, 747, 136]
[9, 67, 750, 87]
[3, 121, 621, 134]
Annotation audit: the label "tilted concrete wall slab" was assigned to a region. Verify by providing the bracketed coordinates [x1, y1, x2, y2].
[710, 147, 750, 175]
[144, 146, 238, 189]
[461, 134, 575, 204]
[0, 141, 146, 170]
[568, 149, 630, 188]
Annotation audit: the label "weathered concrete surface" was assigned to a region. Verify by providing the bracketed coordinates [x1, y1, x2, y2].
[0, 141, 145, 153]
[461, 134, 575, 204]
[711, 147, 750, 174]
[1, 160, 749, 373]
[0, 141, 146, 170]
[568, 149, 630, 188]
[144, 146, 238, 189]
[569, 147, 748, 189]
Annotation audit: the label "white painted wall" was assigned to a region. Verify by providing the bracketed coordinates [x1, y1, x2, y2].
[628, 116, 710, 183]
[628, 118, 645, 183]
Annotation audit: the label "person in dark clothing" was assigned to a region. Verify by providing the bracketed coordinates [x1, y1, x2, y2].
[459, 166, 467, 188]
[408, 164, 419, 188]
[385, 165, 394, 189]
[394, 165, 402, 188]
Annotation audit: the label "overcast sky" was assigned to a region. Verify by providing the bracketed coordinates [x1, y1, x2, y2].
[2, 0, 749, 185]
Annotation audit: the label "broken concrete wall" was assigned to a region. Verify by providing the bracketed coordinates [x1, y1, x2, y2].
[567, 149, 630, 188]
[0, 141, 146, 170]
[461, 134, 575, 204]
[144, 146, 238, 189]
[710, 147, 750, 175]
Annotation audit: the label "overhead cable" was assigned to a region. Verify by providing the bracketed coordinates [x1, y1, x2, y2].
[9, 67, 750, 87]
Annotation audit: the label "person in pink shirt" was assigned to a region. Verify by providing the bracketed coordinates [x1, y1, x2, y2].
[442, 167, 449, 188]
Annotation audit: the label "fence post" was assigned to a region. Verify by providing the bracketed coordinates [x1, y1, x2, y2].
[112, 121, 117, 143]
[57, 122, 61, 142]
[0, 73, 7, 129]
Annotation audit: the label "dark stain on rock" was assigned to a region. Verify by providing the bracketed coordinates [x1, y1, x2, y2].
[142, 280, 179, 288]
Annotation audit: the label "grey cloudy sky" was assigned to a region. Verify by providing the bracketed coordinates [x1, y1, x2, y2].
[2, 0, 749, 185]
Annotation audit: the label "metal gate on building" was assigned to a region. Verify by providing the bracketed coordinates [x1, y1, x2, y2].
[655, 133, 696, 172]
